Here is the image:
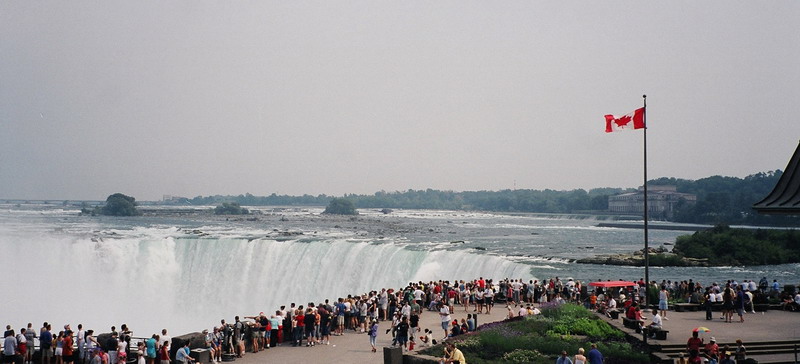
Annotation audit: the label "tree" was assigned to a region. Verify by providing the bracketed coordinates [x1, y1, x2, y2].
[214, 202, 249, 215]
[324, 198, 358, 215]
[100, 193, 141, 216]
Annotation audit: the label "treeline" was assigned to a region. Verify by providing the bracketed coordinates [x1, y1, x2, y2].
[655, 170, 798, 226]
[185, 188, 624, 214]
[673, 225, 800, 265]
[179, 170, 799, 227]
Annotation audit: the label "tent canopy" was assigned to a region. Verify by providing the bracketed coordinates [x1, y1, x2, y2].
[588, 280, 636, 288]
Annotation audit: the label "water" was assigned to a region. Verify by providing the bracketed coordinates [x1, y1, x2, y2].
[1, 203, 797, 337]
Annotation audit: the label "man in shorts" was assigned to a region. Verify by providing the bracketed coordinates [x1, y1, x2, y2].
[438, 302, 451, 340]
[335, 298, 346, 336]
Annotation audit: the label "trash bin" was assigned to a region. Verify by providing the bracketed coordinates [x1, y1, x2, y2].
[190, 349, 211, 364]
[383, 346, 402, 364]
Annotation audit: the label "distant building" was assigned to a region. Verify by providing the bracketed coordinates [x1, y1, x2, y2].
[607, 185, 696, 219]
[162, 195, 189, 204]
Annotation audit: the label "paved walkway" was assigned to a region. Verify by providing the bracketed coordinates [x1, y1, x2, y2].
[598, 307, 800, 362]
[232, 303, 511, 364]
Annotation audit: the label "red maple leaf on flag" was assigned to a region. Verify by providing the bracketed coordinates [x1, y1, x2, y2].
[614, 115, 632, 128]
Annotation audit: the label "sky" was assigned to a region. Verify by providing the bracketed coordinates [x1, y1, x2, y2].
[1, 1, 799, 201]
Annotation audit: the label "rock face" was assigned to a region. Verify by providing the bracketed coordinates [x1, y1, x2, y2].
[576, 247, 710, 267]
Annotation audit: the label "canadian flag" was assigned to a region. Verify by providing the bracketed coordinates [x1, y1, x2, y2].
[604, 107, 645, 132]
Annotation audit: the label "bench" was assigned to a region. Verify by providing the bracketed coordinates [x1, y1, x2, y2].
[642, 327, 669, 340]
[673, 303, 701, 312]
[622, 317, 644, 330]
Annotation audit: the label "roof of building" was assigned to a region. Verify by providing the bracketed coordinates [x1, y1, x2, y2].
[753, 141, 800, 214]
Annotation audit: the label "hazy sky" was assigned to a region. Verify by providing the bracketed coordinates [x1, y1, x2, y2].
[2, 1, 799, 201]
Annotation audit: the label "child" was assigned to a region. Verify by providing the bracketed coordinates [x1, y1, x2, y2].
[368, 319, 378, 353]
[419, 329, 433, 347]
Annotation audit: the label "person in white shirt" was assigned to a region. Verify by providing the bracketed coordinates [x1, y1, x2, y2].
[438, 303, 451, 340]
[647, 308, 663, 338]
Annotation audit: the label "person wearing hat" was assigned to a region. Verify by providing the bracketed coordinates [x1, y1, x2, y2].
[704, 337, 719, 364]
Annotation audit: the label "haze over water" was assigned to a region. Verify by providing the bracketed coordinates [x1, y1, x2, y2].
[2, 203, 797, 338]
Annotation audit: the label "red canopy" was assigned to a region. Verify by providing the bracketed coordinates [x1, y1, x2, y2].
[588, 280, 636, 288]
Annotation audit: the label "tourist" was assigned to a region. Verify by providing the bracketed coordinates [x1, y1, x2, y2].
[24, 324, 35, 364]
[587, 343, 603, 364]
[419, 329, 434, 348]
[158, 341, 169, 364]
[379, 289, 389, 321]
[233, 317, 245, 357]
[396, 317, 410, 351]
[135, 343, 145, 364]
[202, 329, 217, 361]
[462, 285, 472, 313]
[15, 329, 27, 364]
[174, 343, 194, 364]
[646, 308, 662, 338]
[39, 324, 53, 364]
[574, 348, 586, 364]
[304, 308, 315, 347]
[241, 315, 259, 353]
[52, 331, 63, 364]
[659, 287, 670, 320]
[4, 329, 21, 364]
[484, 286, 494, 314]
[368, 319, 378, 353]
[144, 334, 157, 364]
[556, 350, 573, 364]
[722, 284, 734, 323]
[688, 349, 703, 364]
[686, 331, 703, 357]
[442, 342, 466, 364]
[438, 302, 451, 340]
[292, 308, 304, 347]
[704, 337, 719, 364]
[675, 352, 688, 364]
[744, 288, 755, 314]
[63, 330, 75, 364]
[734, 339, 746, 362]
[104, 332, 117, 364]
[735, 286, 746, 323]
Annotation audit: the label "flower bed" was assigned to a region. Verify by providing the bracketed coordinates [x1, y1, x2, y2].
[419, 303, 648, 364]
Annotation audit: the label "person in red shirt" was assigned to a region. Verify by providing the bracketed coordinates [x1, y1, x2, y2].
[294, 309, 305, 347]
[686, 331, 704, 357]
[159, 341, 170, 364]
[704, 337, 719, 363]
[62, 330, 74, 364]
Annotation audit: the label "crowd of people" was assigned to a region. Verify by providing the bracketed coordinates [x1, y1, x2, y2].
[3, 275, 795, 364]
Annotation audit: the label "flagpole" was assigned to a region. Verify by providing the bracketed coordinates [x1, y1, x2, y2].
[643, 94, 649, 345]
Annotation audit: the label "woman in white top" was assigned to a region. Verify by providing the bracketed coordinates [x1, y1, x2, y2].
[484, 287, 494, 314]
[136, 342, 146, 364]
[574, 347, 587, 364]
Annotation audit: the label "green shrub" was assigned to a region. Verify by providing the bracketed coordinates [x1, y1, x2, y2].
[502, 349, 547, 363]
[323, 198, 358, 215]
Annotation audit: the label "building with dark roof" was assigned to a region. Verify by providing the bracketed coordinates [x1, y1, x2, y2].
[753, 141, 800, 215]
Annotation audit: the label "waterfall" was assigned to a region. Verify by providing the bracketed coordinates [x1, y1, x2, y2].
[0, 231, 534, 337]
